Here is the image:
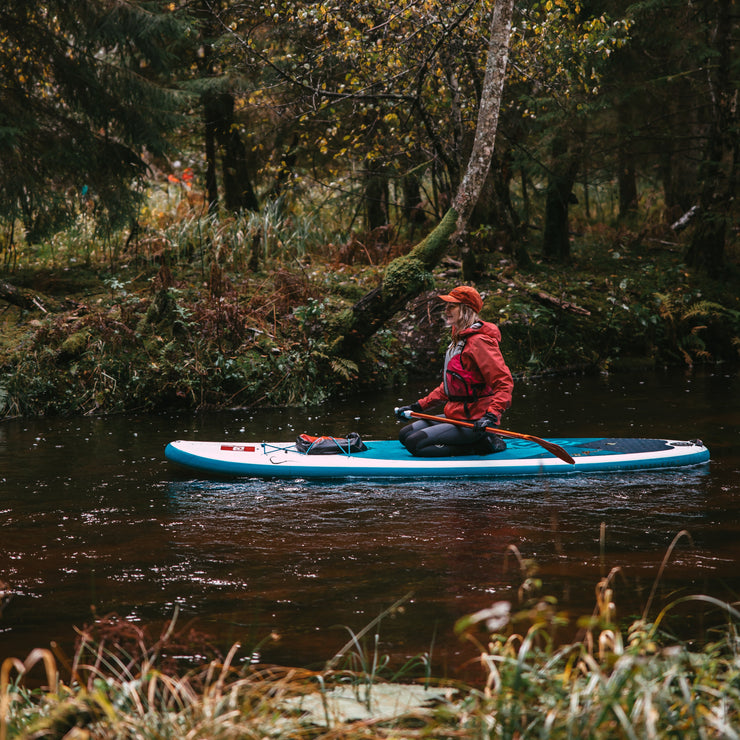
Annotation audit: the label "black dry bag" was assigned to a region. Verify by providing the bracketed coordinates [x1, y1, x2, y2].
[295, 432, 368, 455]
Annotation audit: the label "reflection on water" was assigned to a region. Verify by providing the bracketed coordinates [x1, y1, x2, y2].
[1, 370, 739, 676]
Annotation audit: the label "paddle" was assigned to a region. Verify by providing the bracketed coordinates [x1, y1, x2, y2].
[398, 409, 575, 465]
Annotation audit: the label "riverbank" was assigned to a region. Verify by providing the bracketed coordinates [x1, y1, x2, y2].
[1, 219, 738, 418]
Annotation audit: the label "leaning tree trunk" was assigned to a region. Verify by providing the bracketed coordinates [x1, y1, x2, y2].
[336, 0, 514, 357]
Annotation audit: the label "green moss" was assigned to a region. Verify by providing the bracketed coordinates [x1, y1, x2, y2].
[382, 255, 433, 301]
[408, 207, 459, 268]
[137, 288, 178, 332]
[58, 329, 91, 361]
[324, 307, 355, 339]
[379, 208, 458, 307]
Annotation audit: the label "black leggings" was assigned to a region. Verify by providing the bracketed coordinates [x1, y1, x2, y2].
[399, 418, 487, 457]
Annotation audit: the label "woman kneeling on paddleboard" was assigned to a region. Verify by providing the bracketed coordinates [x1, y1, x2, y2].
[396, 285, 514, 457]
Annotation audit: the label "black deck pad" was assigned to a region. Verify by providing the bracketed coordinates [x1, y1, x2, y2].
[575, 438, 673, 454]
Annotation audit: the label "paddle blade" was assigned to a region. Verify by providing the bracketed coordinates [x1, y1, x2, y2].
[538, 440, 575, 465]
[493, 429, 575, 465]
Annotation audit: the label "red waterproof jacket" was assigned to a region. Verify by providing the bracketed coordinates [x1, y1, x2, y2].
[417, 321, 513, 422]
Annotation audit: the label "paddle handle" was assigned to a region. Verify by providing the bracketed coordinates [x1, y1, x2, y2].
[396, 408, 575, 464]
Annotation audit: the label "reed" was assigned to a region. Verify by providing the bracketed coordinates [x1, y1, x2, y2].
[3, 547, 740, 739]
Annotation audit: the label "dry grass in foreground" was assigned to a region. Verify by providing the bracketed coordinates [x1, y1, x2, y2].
[3, 535, 740, 739]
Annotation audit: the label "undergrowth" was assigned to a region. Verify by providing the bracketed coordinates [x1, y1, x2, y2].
[1, 184, 739, 418]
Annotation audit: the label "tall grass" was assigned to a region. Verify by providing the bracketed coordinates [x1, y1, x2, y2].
[3, 537, 740, 738]
[454, 597, 740, 738]
[454, 532, 740, 738]
[131, 186, 338, 274]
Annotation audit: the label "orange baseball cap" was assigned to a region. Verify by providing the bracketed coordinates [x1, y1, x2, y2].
[438, 285, 483, 313]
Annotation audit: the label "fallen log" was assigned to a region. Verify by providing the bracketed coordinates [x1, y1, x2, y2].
[0, 279, 80, 313]
[496, 275, 591, 316]
[0, 279, 52, 312]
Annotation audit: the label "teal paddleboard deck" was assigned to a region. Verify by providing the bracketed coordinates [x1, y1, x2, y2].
[165, 437, 710, 480]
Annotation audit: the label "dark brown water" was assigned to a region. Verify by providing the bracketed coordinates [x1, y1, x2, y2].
[1, 370, 738, 679]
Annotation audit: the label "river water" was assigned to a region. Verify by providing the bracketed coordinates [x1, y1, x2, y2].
[1, 370, 738, 679]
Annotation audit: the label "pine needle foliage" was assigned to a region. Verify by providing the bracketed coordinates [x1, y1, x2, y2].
[0, 1, 192, 241]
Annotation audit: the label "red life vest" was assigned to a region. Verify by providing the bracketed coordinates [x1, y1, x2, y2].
[444, 338, 494, 403]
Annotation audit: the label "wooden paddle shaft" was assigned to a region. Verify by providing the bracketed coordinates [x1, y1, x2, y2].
[400, 409, 575, 464]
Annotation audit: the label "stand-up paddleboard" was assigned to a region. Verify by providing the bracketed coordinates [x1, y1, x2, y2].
[165, 436, 710, 480]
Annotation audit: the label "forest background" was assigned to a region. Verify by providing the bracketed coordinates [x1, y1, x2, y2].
[0, 0, 737, 418]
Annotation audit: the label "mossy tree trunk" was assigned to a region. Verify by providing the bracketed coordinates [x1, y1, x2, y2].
[336, 0, 514, 357]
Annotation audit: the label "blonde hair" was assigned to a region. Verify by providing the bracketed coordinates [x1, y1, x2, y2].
[451, 304, 480, 337]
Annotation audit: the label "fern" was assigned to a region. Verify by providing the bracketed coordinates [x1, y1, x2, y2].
[331, 357, 359, 380]
[654, 294, 738, 366]
[681, 300, 726, 321]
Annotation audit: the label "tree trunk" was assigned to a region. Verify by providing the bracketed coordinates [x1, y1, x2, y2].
[203, 92, 219, 215]
[617, 103, 638, 219]
[617, 144, 638, 218]
[202, 90, 259, 215]
[401, 172, 426, 226]
[660, 149, 694, 218]
[198, 25, 221, 216]
[494, 159, 533, 270]
[336, 0, 514, 357]
[658, 83, 701, 218]
[685, 0, 734, 276]
[212, 92, 259, 213]
[451, 0, 513, 231]
[223, 125, 260, 212]
[364, 156, 389, 231]
[542, 133, 580, 263]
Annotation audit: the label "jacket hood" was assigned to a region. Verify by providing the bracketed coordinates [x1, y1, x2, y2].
[459, 320, 501, 342]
